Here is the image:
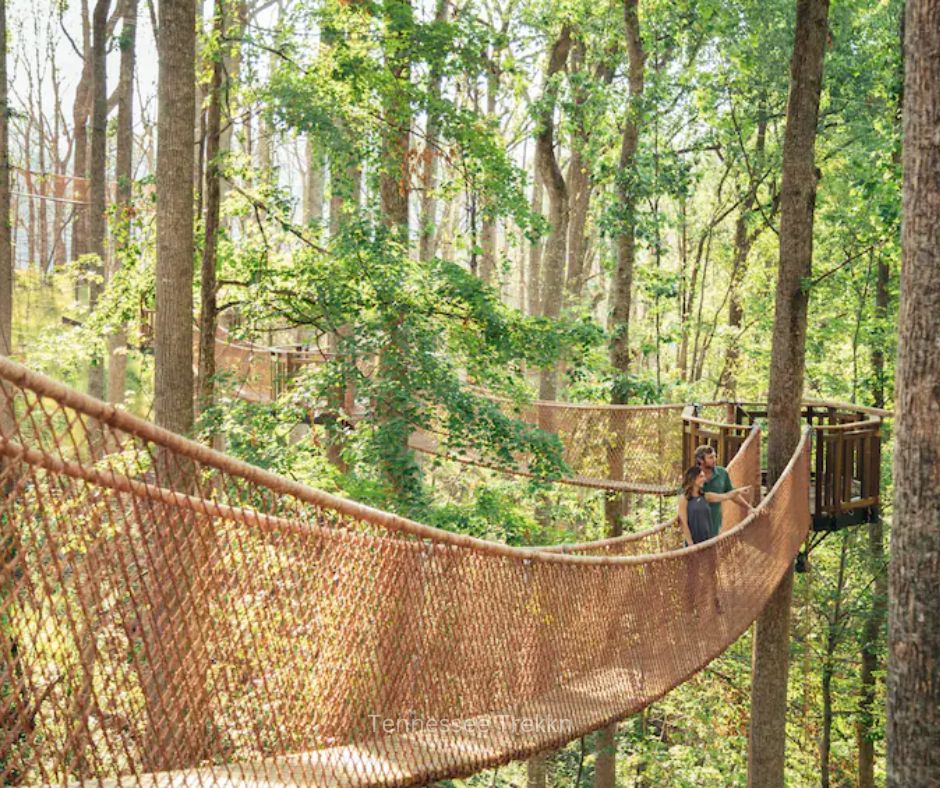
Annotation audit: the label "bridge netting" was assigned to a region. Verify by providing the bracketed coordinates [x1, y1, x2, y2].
[0, 355, 809, 786]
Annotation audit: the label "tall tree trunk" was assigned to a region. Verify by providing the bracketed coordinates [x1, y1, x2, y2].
[379, 0, 412, 239]
[597, 6, 644, 784]
[720, 111, 768, 397]
[71, 0, 92, 263]
[527, 171, 543, 317]
[564, 38, 595, 303]
[887, 1, 940, 784]
[198, 0, 224, 413]
[608, 0, 644, 399]
[418, 0, 448, 262]
[151, 0, 210, 770]
[0, 0, 11, 357]
[51, 61, 68, 266]
[820, 533, 848, 788]
[37, 109, 48, 270]
[217, 0, 247, 215]
[87, 0, 110, 402]
[535, 26, 572, 401]
[750, 1, 829, 785]
[156, 0, 196, 435]
[108, 0, 137, 404]
[479, 57, 499, 285]
[304, 135, 325, 229]
[857, 257, 890, 788]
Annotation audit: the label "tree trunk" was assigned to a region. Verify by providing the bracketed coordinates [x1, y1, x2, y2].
[156, 0, 195, 437]
[0, 0, 11, 357]
[820, 533, 848, 788]
[527, 752, 547, 787]
[198, 0, 224, 413]
[71, 0, 92, 263]
[564, 38, 595, 303]
[87, 0, 110, 402]
[479, 57, 499, 285]
[379, 0, 412, 240]
[750, 1, 829, 785]
[720, 112, 767, 397]
[108, 0, 137, 405]
[151, 0, 209, 769]
[594, 723, 618, 787]
[527, 171, 543, 317]
[535, 27, 572, 401]
[51, 62, 68, 266]
[304, 135, 325, 229]
[887, 2, 940, 784]
[608, 0, 644, 393]
[857, 256, 889, 788]
[417, 0, 448, 261]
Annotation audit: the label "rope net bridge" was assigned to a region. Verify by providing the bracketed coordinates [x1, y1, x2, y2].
[0, 354, 810, 786]
[204, 330, 685, 495]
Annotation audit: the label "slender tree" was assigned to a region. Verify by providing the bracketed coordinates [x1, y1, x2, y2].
[534, 25, 572, 401]
[155, 0, 195, 437]
[608, 0, 644, 402]
[596, 4, 645, 783]
[526, 171, 543, 317]
[0, 0, 11, 358]
[108, 0, 138, 404]
[70, 0, 92, 263]
[379, 0, 412, 238]
[87, 0, 109, 402]
[750, 0, 829, 785]
[887, 0, 940, 784]
[418, 0, 449, 262]
[198, 0, 225, 412]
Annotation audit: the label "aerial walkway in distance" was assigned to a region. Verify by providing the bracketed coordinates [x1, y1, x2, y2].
[201, 330, 886, 528]
[0, 353, 810, 786]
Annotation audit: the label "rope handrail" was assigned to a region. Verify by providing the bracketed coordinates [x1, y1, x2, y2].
[0, 354, 811, 785]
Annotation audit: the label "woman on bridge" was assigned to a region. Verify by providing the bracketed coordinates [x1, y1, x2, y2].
[678, 466, 753, 546]
[678, 466, 754, 615]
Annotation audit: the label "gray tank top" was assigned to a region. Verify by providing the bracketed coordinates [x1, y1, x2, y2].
[686, 495, 713, 544]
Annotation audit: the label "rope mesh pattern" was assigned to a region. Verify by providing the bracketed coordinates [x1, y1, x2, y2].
[410, 402, 685, 495]
[0, 356, 810, 786]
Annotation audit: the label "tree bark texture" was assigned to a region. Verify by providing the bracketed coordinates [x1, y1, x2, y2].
[198, 0, 224, 413]
[608, 0, 644, 387]
[887, 1, 940, 784]
[71, 0, 92, 262]
[0, 0, 11, 357]
[750, 0, 829, 785]
[527, 171, 543, 317]
[87, 0, 110, 402]
[379, 0, 412, 239]
[417, 0, 448, 262]
[108, 0, 137, 404]
[535, 26, 572, 401]
[156, 0, 196, 437]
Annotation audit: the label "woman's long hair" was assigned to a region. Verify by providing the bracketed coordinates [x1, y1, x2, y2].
[682, 465, 703, 497]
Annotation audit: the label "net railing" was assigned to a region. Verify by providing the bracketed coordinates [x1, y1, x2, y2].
[410, 401, 685, 495]
[0, 355, 811, 786]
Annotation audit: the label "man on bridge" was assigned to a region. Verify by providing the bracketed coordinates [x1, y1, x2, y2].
[695, 444, 753, 537]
